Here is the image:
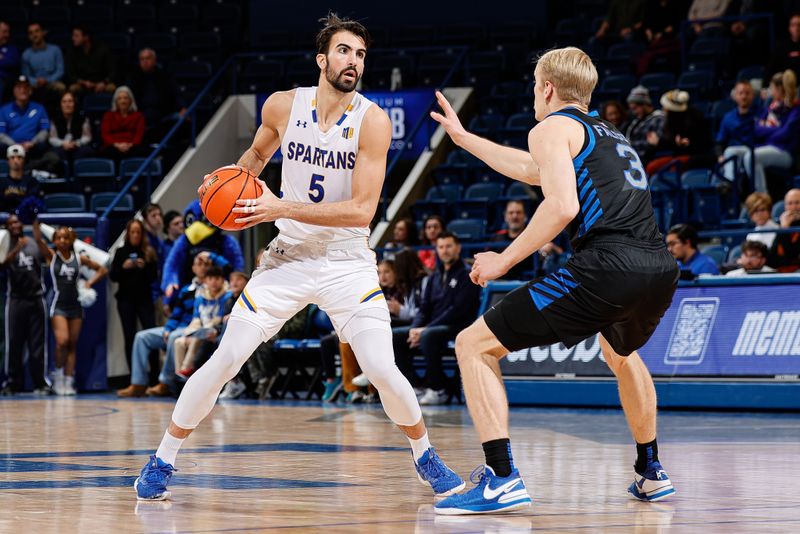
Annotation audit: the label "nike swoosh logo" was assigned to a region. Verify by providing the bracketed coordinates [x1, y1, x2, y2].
[636, 476, 646, 489]
[483, 478, 522, 500]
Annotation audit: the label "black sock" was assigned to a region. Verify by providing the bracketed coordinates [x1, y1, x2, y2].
[482, 438, 514, 477]
[635, 439, 659, 473]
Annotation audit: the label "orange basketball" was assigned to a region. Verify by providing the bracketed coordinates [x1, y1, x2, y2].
[198, 165, 263, 231]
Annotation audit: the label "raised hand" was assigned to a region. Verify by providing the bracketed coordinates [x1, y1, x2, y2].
[430, 90, 467, 145]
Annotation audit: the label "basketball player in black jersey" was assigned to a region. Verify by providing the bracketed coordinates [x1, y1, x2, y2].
[431, 47, 678, 514]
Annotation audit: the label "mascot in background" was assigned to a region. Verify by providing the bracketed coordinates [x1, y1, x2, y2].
[161, 200, 243, 298]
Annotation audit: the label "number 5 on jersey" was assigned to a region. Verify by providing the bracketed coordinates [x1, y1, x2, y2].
[309, 173, 325, 202]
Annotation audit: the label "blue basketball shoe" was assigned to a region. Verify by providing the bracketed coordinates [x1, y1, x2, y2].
[135, 455, 177, 500]
[435, 465, 532, 515]
[628, 461, 675, 502]
[414, 447, 465, 496]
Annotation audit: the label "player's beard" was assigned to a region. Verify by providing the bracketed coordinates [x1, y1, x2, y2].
[326, 64, 360, 93]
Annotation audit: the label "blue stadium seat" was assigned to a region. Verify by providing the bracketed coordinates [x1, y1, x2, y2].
[447, 218, 486, 242]
[600, 74, 636, 95]
[772, 200, 785, 221]
[431, 165, 470, 186]
[447, 150, 483, 168]
[469, 114, 505, 137]
[440, 24, 486, 47]
[119, 158, 162, 178]
[73, 158, 116, 193]
[700, 244, 728, 266]
[491, 81, 525, 97]
[504, 113, 535, 131]
[159, 3, 199, 33]
[736, 65, 764, 82]
[44, 193, 86, 213]
[72, 5, 113, 27]
[116, 4, 157, 33]
[464, 182, 503, 201]
[727, 244, 742, 263]
[90, 192, 134, 213]
[178, 33, 222, 61]
[426, 184, 462, 202]
[639, 72, 675, 100]
[607, 42, 644, 60]
[681, 169, 712, 188]
[677, 70, 714, 99]
[201, 2, 242, 34]
[505, 181, 532, 198]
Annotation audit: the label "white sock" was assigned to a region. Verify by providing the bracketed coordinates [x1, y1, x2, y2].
[408, 432, 432, 463]
[155, 430, 185, 467]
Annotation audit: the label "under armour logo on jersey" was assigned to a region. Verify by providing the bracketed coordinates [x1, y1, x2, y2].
[296, 120, 307, 128]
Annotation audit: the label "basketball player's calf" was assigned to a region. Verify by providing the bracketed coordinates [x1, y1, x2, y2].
[343, 308, 465, 496]
[600, 336, 675, 502]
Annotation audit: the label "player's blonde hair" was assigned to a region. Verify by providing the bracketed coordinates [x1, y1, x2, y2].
[535, 47, 598, 107]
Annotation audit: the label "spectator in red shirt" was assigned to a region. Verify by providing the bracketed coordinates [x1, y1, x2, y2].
[99, 85, 146, 161]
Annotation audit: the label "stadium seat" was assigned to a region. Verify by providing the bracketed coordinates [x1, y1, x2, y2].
[431, 165, 470, 186]
[116, 4, 157, 33]
[119, 158, 162, 179]
[469, 114, 505, 137]
[736, 65, 764, 82]
[447, 218, 486, 241]
[677, 70, 714, 100]
[44, 193, 86, 213]
[72, 5, 113, 27]
[639, 72, 675, 101]
[90, 192, 134, 213]
[772, 200, 785, 221]
[727, 244, 742, 263]
[505, 181, 532, 198]
[700, 244, 728, 266]
[607, 42, 644, 60]
[178, 33, 222, 61]
[73, 158, 116, 194]
[600, 74, 636, 96]
[159, 4, 199, 33]
[681, 169, 712, 188]
[427, 184, 462, 202]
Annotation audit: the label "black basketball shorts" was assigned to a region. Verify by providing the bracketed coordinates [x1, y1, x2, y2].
[484, 237, 679, 356]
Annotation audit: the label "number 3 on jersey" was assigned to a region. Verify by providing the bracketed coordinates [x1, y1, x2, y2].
[308, 173, 325, 203]
[616, 143, 647, 190]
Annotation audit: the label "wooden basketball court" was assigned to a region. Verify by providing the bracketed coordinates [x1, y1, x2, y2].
[1, 395, 799, 532]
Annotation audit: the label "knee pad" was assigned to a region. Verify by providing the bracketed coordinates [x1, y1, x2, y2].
[340, 307, 391, 343]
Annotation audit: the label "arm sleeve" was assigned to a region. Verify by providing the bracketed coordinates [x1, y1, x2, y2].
[78, 118, 92, 146]
[49, 123, 64, 147]
[109, 248, 125, 282]
[50, 47, 64, 83]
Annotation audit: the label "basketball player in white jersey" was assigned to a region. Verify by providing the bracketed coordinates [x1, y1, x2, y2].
[135, 13, 464, 501]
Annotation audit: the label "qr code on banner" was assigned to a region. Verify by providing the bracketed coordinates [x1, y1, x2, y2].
[665, 297, 719, 365]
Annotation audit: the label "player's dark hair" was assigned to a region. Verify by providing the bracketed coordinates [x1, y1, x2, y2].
[315, 12, 371, 54]
[437, 231, 460, 245]
[668, 223, 698, 248]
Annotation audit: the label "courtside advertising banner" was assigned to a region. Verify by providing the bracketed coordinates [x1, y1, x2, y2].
[500, 283, 800, 378]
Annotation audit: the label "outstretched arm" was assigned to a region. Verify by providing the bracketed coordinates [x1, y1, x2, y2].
[233, 105, 391, 229]
[470, 117, 580, 286]
[430, 91, 539, 185]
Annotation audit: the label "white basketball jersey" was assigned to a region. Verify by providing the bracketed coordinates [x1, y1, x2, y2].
[277, 86, 374, 242]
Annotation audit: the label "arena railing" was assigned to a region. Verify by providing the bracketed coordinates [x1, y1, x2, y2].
[96, 47, 470, 249]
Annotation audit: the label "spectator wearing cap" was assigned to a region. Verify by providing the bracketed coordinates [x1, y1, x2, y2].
[665, 223, 720, 277]
[49, 90, 93, 164]
[99, 85, 147, 162]
[0, 144, 41, 213]
[722, 70, 800, 194]
[623, 85, 665, 164]
[0, 75, 59, 173]
[644, 89, 713, 175]
[21, 22, 65, 100]
[0, 20, 21, 99]
[726, 240, 776, 276]
[65, 25, 116, 97]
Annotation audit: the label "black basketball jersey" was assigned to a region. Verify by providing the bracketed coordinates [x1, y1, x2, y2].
[6, 237, 45, 299]
[50, 251, 80, 308]
[547, 107, 662, 250]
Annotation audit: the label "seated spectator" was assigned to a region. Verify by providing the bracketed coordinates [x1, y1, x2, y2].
[623, 86, 665, 164]
[384, 217, 418, 259]
[0, 76, 59, 173]
[49, 91, 93, 164]
[0, 20, 21, 100]
[392, 232, 481, 405]
[765, 13, 800, 88]
[725, 71, 800, 193]
[99, 85, 147, 162]
[161, 209, 184, 263]
[645, 90, 713, 175]
[592, 0, 645, 45]
[116, 252, 214, 397]
[388, 249, 428, 329]
[769, 188, 800, 272]
[600, 100, 627, 130]
[126, 48, 185, 142]
[65, 25, 115, 97]
[109, 219, 158, 382]
[0, 144, 41, 212]
[688, 0, 734, 36]
[418, 214, 443, 270]
[489, 199, 531, 280]
[636, 0, 684, 76]
[743, 192, 779, 247]
[21, 22, 65, 103]
[174, 266, 231, 378]
[726, 240, 776, 276]
[666, 223, 720, 277]
[717, 80, 758, 170]
[538, 231, 572, 276]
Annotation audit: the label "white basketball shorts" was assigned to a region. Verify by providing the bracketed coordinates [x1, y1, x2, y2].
[228, 234, 388, 342]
